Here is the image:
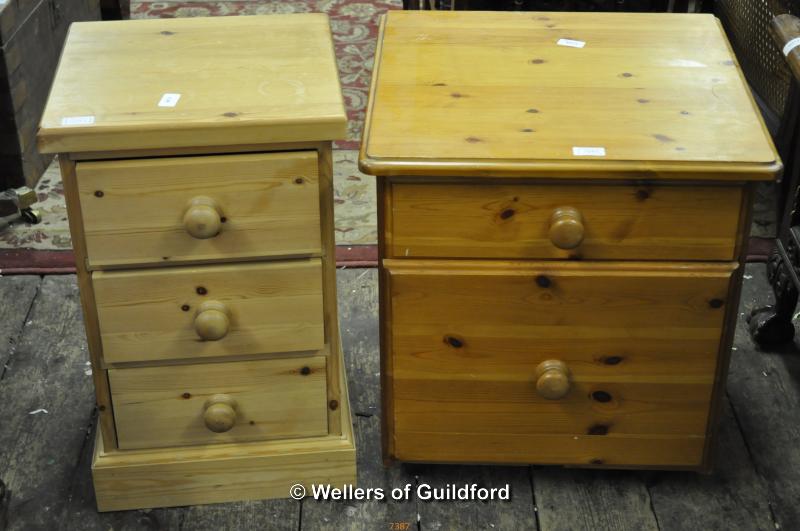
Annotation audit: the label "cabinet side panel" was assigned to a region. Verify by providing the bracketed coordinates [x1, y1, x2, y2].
[319, 142, 343, 436]
[59, 155, 117, 449]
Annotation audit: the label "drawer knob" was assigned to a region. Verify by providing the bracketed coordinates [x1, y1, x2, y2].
[194, 300, 230, 341]
[549, 207, 584, 250]
[203, 394, 238, 433]
[535, 359, 571, 400]
[183, 196, 222, 239]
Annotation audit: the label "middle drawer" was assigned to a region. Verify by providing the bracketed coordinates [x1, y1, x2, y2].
[93, 259, 324, 364]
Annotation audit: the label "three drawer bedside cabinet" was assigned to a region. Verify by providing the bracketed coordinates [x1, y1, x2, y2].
[359, 11, 781, 470]
[37, 14, 356, 510]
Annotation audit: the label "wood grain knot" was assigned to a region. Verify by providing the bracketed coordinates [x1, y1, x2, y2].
[520, 128, 535, 133]
[451, 92, 466, 98]
[602, 356, 623, 365]
[444, 335, 464, 348]
[620, 72, 634, 78]
[300, 366, 311, 375]
[294, 177, 305, 184]
[431, 82, 447, 86]
[635, 189, 650, 201]
[526, 108, 540, 114]
[590, 458, 605, 465]
[329, 400, 339, 410]
[637, 98, 650, 104]
[222, 112, 239, 118]
[465, 136, 483, 143]
[587, 424, 609, 436]
[94, 190, 104, 198]
[500, 208, 515, 220]
[181, 304, 190, 312]
[181, 392, 191, 399]
[535, 275, 552, 288]
[591, 390, 612, 403]
[529, 59, 546, 64]
[160, 30, 175, 35]
[709, 299, 724, 309]
[680, 110, 691, 115]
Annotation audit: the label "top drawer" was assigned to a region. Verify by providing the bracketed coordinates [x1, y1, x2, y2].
[390, 183, 743, 261]
[76, 151, 321, 268]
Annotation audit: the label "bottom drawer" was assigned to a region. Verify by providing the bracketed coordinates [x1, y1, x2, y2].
[384, 259, 734, 467]
[111, 356, 328, 450]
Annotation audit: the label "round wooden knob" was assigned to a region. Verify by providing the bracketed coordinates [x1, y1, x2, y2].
[194, 300, 230, 341]
[183, 196, 222, 239]
[535, 360, 571, 400]
[203, 394, 238, 433]
[549, 206, 584, 250]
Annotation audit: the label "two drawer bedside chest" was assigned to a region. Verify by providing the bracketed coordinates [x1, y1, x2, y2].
[359, 11, 781, 470]
[38, 15, 355, 510]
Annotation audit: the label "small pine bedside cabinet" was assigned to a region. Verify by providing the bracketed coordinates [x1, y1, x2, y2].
[360, 11, 781, 470]
[38, 14, 355, 510]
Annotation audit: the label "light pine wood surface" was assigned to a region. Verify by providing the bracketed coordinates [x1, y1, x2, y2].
[92, 259, 325, 364]
[110, 356, 328, 450]
[38, 15, 347, 154]
[360, 11, 780, 180]
[390, 182, 743, 261]
[385, 259, 731, 466]
[77, 151, 322, 268]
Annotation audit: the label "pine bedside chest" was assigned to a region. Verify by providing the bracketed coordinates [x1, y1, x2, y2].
[38, 15, 355, 510]
[360, 11, 781, 470]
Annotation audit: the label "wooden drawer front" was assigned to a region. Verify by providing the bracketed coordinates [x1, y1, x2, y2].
[77, 151, 321, 268]
[111, 356, 328, 450]
[93, 259, 324, 364]
[390, 183, 742, 261]
[386, 260, 733, 467]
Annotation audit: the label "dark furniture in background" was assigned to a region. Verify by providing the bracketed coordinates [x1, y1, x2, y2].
[0, 0, 101, 191]
[748, 11, 800, 347]
[100, 0, 131, 20]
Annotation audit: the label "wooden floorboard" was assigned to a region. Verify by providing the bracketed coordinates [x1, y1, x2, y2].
[301, 269, 418, 530]
[0, 276, 95, 531]
[646, 401, 775, 531]
[725, 263, 800, 531]
[0, 266, 795, 530]
[533, 468, 658, 531]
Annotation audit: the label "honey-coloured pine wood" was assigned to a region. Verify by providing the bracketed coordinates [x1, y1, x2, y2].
[390, 182, 743, 261]
[362, 11, 781, 471]
[77, 151, 322, 268]
[359, 12, 779, 180]
[38, 15, 346, 154]
[110, 356, 329, 450]
[92, 259, 325, 364]
[386, 260, 730, 463]
[38, 14, 354, 510]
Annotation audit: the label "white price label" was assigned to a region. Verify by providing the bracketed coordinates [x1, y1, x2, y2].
[60, 115, 95, 126]
[557, 38, 586, 48]
[158, 93, 181, 107]
[572, 146, 606, 157]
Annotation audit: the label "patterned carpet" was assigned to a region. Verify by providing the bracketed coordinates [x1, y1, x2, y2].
[0, 0, 399, 270]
